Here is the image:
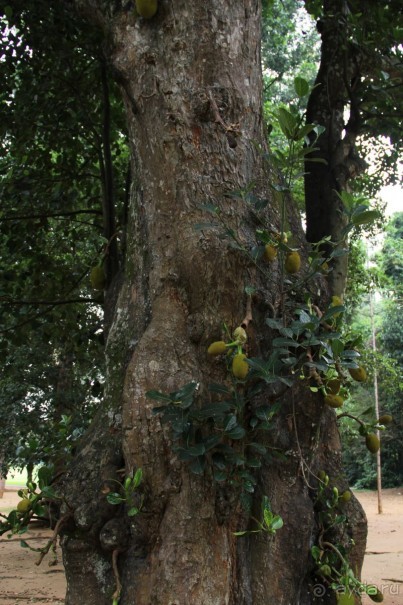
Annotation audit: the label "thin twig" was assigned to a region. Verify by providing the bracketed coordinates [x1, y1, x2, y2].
[306, 347, 324, 387]
[112, 548, 123, 600]
[336, 412, 366, 428]
[292, 393, 315, 489]
[1, 297, 101, 306]
[35, 513, 72, 566]
[241, 296, 253, 328]
[207, 90, 239, 134]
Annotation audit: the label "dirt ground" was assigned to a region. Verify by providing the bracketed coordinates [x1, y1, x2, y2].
[358, 488, 403, 605]
[0, 488, 402, 604]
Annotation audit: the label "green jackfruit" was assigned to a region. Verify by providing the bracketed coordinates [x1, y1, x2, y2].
[232, 353, 249, 380]
[285, 251, 301, 274]
[349, 366, 367, 382]
[339, 490, 352, 503]
[233, 326, 247, 345]
[90, 265, 106, 290]
[263, 244, 277, 262]
[17, 499, 31, 513]
[208, 341, 227, 356]
[135, 0, 158, 18]
[324, 394, 344, 408]
[365, 433, 380, 454]
[327, 378, 341, 395]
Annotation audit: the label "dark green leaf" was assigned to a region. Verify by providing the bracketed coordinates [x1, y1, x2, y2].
[294, 76, 310, 97]
[127, 507, 140, 517]
[270, 515, 284, 531]
[322, 306, 345, 320]
[311, 545, 322, 561]
[352, 210, 381, 226]
[189, 457, 206, 475]
[266, 317, 284, 331]
[133, 468, 143, 488]
[203, 435, 222, 451]
[195, 402, 232, 419]
[248, 442, 267, 455]
[185, 443, 206, 457]
[254, 405, 273, 420]
[106, 493, 125, 505]
[40, 485, 56, 499]
[208, 383, 231, 395]
[225, 415, 238, 432]
[226, 425, 246, 440]
[173, 381, 198, 402]
[272, 337, 300, 348]
[213, 470, 227, 482]
[277, 107, 297, 139]
[246, 457, 262, 468]
[242, 480, 255, 493]
[295, 123, 316, 141]
[37, 465, 53, 489]
[146, 390, 172, 403]
[331, 339, 344, 357]
[278, 376, 294, 387]
[212, 453, 227, 470]
[341, 350, 361, 359]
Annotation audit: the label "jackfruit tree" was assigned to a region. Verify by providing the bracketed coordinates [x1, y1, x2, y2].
[51, 2, 368, 603]
[1, 1, 401, 604]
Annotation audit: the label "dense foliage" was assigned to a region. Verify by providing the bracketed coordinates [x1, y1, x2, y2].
[0, 1, 127, 474]
[342, 213, 403, 488]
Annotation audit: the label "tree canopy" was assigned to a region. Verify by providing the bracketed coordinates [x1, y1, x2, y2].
[0, 1, 127, 472]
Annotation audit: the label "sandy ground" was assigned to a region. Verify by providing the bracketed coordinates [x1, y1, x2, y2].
[358, 488, 403, 605]
[0, 487, 402, 604]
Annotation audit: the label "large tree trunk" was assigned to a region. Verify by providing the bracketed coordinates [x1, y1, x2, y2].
[60, 2, 366, 603]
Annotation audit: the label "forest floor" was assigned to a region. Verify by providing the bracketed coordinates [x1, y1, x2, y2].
[0, 487, 402, 604]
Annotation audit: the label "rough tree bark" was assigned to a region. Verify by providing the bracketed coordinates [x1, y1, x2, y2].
[59, 1, 366, 604]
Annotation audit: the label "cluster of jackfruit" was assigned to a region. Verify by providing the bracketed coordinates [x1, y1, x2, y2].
[208, 326, 249, 380]
[323, 357, 393, 455]
[262, 231, 302, 275]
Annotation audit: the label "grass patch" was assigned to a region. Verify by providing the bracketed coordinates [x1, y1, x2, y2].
[3, 468, 28, 486]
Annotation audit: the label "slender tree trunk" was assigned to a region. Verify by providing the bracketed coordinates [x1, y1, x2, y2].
[304, 0, 366, 297]
[60, 2, 366, 603]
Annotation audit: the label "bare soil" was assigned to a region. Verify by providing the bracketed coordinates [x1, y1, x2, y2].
[358, 488, 403, 605]
[0, 487, 402, 604]
[0, 489, 65, 605]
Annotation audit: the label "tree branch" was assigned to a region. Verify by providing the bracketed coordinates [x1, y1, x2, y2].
[0, 210, 102, 222]
[1, 297, 101, 306]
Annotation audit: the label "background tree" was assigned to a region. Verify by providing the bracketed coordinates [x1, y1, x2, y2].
[0, 0, 127, 473]
[376, 213, 403, 486]
[304, 0, 403, 295]
[341, 213, 403, 488]
[1, 1, 401, 604]
[262, 0, 319, 104]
